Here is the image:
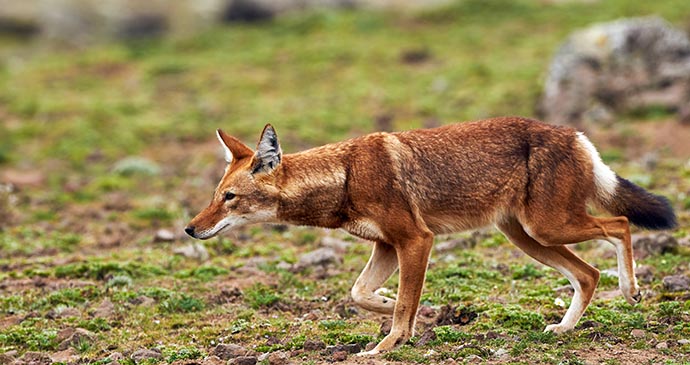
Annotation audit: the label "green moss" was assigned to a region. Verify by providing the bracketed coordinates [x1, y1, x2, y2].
[245, 283, 281, 309]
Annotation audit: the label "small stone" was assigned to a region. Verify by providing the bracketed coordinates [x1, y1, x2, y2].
[663, 275, 690, 292]
[49, 307, 81, 319]
[436, 238, 474, 252]
[56, 328, 76, 343]
[301, 310, 322, 321]
[379, 319, 393, 336]
[295, 247, 341, 271]
[154, 229, 176, 242]
[635, 265, 655, 284]
[211, 344, 249, 360]
[631, 329, 646, 339]
[303, 340, 326, 351]
[230, 356, 257, 365]
[415, 329, 437, 347]
[267, 351, 289, 365]
[202, 355, 225, 365]
[554, 284, 574, 295]
[173, 242, 209, 261]
[131, 296, 155, 306]
[0, 353, 16, 365]
[364, 342, 377, 352]
[320, 236, 351, 253]
[58, 328, 95, 351]
[418, 305, 436, 318]
[131, 349, 162, 363]
[332, 351, 348, 362]
[327, 344, 361, 354]
[20, 352, 51, 365]
[333, 303, 358, 318]
[678, 339, 690, 345]
[108, 352, 125, 361]
[113, 156, 160, 176]
[465, 354, 483, 363]
[94, 299, 115, 318]
[50, 348, 79, 363]
[494, 348, 509, 358]
[656, 341, 669, 349]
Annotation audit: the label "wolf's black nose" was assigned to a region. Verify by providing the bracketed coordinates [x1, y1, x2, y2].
[184, 226, 196, 237]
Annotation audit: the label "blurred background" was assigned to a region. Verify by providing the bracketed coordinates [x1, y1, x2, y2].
[1, 0, 690, 363]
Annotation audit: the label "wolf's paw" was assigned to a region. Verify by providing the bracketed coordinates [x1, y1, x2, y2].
[544, 323, 571, 334]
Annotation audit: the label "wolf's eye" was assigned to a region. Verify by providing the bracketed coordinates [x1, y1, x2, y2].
[224, 192, 236, 201]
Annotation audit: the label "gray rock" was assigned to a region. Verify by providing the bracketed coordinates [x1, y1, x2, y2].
[332, 351, 348, 362]
[656, 341, 669, 349]
[211, 344, 249, 360]
[631, 329, 646, 339]
[0, 352, 16, 365]
[130, 349, 162, 363]
[635, 265, 655, 284]
[663, 275, 690, 292]
[303, 340, 326, 351]
[494, 348, 509, 358]
[633, 233, 678, 258]
[113, 156, 160, 176]
[93, 299, 115, 319]
[415, 329, 437, 346]
[539, 16, 690, 126]
[295, 247, 340, 270]
[678, 339, 690, 345]
[266, 351, 290, 365]
[19, 352, 51, 365]
[58, 328, 95, 351]
[230, 356, 257, 365]
[154, 229, 176, 242]
[173, 242, 210, 261]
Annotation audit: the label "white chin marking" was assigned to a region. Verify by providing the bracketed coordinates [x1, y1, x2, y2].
[576, 132, 618, 201]
[197, 217, 240, 239]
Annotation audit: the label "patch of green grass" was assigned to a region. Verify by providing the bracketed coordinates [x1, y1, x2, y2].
[163, 347, 204, 362]
[384, 345, 429, 363]
[245, 283, 281, 309]
[159, 294, 204, 313]
[55, 261, 166, 280]
[175, 265, 229, 281]
[0, 324, 58, 351]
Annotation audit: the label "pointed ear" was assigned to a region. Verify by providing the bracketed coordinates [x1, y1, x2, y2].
[251, 124, 282, 174]
[216, 129, 254, 164]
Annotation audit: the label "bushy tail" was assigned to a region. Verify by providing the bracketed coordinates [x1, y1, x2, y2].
[604, 176, 677, 230]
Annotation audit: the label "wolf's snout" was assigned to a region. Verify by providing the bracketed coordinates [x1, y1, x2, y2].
[184, 226, 196, 238]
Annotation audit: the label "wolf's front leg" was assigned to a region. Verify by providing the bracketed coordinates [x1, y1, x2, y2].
[359, 232, 433, 356]
[351, 241, 398, 314]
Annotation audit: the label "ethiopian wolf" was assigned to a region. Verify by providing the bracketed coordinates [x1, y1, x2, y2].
[186, 117, 676, 355]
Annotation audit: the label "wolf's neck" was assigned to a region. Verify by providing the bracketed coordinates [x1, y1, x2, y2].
[275, 148, 350, 228]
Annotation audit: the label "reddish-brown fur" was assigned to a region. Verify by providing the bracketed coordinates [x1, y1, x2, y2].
[186, 117, 675, 355]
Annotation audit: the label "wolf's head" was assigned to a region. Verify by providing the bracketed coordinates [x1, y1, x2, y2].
[185, 125, 282, 239]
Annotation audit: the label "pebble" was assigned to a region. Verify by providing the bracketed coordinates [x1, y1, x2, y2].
[332, 351, 348, 362]
[303, 340, 326, 351]
[130, 349, 162, 363]
[173, 242, 209, 261]
[630, 329, 646, 339]
[295, 247, 341, 270]
[58, 328, 95, 351]
[678, 339, 690, 345]
[94, 299, 115, 318]
[211, 344, 249, 360]
[267, 351, 290, 365]
[230, 356, 257, 365]
[656, 341, 668, 349]
[663, 275, 690, 292]
[154, 229, 176, 242]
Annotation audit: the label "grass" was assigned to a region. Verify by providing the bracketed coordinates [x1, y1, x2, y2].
[0, 0, 690, 363]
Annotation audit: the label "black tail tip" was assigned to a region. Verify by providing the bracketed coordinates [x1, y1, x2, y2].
[616, 177, 677, 230]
